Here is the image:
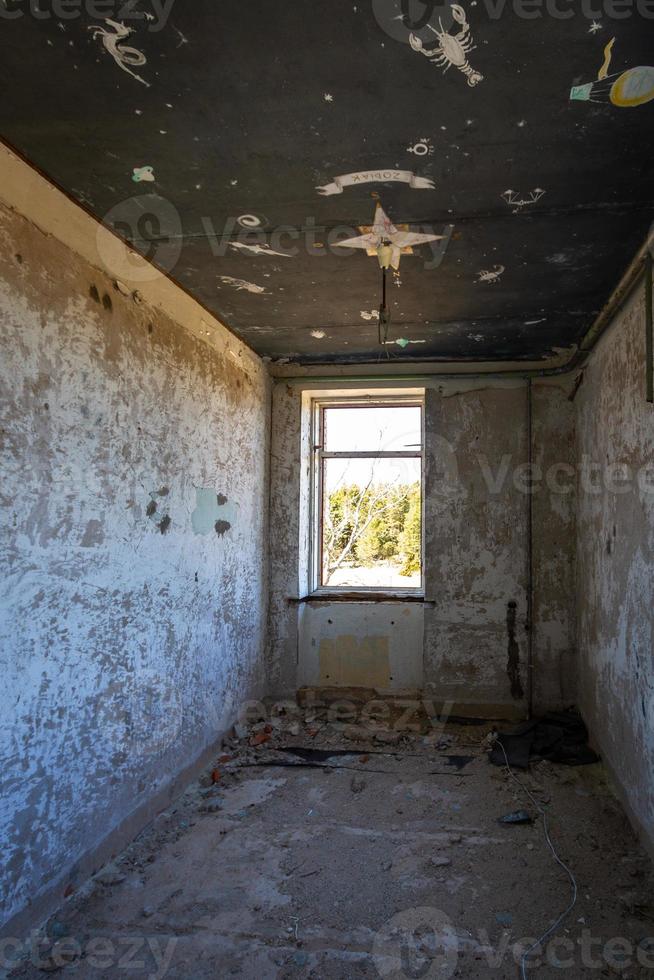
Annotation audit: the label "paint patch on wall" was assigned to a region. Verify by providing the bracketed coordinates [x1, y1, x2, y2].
[316, 170, 435, 195]
[88, 19, 149, 87]
[191, 487, 238, 536]
[318, 636, 391, 687]
[80, 519, 104, 548]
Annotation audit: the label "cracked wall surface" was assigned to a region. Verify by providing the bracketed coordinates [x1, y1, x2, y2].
[424, 382, 576, 715]
[0, 202, 270, 932]
[268, 381, 576, 714]
[576, 283, 654, 856]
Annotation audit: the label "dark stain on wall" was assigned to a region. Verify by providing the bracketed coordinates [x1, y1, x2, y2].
[215, 519, 231, 536]
[89, 284, 100, 304]
[506, 601, 524, 700]
[146, 500, 157, 518]
[158, 515, 171, 534]
[216, 493, 228, 506]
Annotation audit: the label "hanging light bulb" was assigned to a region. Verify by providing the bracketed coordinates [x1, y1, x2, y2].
[377, 241, 393, 270]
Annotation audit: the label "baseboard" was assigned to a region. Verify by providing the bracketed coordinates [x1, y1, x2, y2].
[294, 686, 526, 723]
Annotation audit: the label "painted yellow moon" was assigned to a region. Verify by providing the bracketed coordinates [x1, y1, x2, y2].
[610, 65, 654, 107]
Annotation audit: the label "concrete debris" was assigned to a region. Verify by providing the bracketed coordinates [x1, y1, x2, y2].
[373, 730, 402, 746]
[430, 856, 452, 868]
[198, 801, 222, 813]
[498, 809, 533, 825]
[481, 730, 498, 752]
[14, 715, 651, 980]
[94, 865, 126, 886]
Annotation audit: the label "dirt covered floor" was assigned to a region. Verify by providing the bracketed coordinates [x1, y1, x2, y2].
[7, 707, 654, 979]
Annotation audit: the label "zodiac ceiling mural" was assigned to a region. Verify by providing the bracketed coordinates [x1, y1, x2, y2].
[0, 1, 651, 363]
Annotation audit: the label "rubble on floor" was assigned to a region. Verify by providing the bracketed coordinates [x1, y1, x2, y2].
[6, 704, 654, 979]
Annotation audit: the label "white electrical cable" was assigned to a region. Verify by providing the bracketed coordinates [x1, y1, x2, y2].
[497, 741, 578, 980]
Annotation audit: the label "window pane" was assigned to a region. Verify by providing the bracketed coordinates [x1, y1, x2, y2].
[321, 456, 421, 589]
[323, 405, 421, 453]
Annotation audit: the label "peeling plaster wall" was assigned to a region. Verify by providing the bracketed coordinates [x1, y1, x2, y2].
[424, 386, 530, 715]
[0, 204, 270, 931]
[267, 383, 303, 696]
[575, 284, 654, 855]
[268, 381, 576, 714]
[423, 382, 576, 715]
[531, 384, 577, 710]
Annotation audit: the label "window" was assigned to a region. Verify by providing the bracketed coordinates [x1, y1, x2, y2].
[310, 396, 423, 593]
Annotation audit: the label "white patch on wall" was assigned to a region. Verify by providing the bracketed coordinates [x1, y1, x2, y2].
[475, 264, 505, 284]
[323, 93, 334, 102]
[229, 241, 290, 258]
[409, 4, 483, 88]
[88, 19, 149, 87]
[317, 170, 435, 195]
[502, 188, 546, 213]
[310, 330, 326, 338]
[406, 138, 434, 157]
[132, 166, 155, 183]
[360, 309, 380, 321]
[218, 276, 268, 294]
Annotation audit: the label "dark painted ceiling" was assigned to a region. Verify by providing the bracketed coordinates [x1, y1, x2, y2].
[1, 1, 653, 363]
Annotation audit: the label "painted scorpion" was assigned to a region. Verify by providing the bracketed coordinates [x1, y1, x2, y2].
[409, 4, 483, 88]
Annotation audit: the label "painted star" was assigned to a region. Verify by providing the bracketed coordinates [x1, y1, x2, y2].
[589, 20, 602, 33]
[334, 203, 445, 270]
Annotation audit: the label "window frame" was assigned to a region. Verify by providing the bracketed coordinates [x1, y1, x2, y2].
[309, 394, 425, 597]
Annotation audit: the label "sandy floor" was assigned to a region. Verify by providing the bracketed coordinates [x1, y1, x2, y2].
[8, 714, 654, 979]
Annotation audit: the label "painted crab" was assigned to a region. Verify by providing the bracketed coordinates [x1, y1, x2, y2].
[409, 4, 483, 87]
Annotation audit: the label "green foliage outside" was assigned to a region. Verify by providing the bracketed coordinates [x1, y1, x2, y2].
[324, 482, 421, 577]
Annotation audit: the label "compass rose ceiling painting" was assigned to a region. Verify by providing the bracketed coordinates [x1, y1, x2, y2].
[1, 0, 652, 364]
